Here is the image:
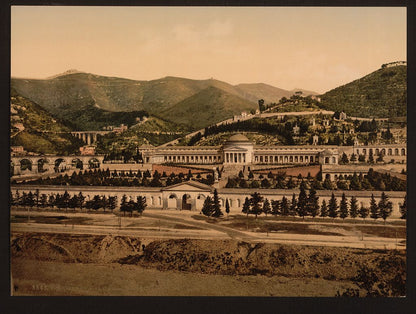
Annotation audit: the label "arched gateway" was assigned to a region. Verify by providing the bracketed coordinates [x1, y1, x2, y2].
[161, 180, 214, 211]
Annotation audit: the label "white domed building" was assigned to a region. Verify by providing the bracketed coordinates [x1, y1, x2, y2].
[140, 133, 340, 166]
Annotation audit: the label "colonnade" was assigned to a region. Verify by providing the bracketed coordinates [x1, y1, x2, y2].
[162, 154, 222, 164]
[254, 154, 317, 164]
[225, 152, 247, 164]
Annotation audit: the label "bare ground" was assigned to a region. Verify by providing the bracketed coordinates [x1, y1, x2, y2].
[10, 232, 406, 296]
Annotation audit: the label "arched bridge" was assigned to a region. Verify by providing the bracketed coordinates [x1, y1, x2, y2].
[11, 155, 105, 176]
[71, 131, 111, 145]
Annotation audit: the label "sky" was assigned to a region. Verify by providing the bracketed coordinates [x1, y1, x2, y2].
[11, 6, 406, 94]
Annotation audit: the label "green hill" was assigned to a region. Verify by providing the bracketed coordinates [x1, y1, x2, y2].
[160, 86, 257, 130]
[235, 83, 295, 104]
[11, 72, 312, 130]
[10, 88, 84, 155]
[319, 64, 406, 118]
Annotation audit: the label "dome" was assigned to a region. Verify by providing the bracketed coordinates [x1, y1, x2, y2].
[227, 134, 250, 142]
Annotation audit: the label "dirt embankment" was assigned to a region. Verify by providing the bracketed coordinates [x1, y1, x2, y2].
[11, 232, 405, 282]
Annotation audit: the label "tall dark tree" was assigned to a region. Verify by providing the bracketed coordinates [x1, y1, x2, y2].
[120, 194, 129, 216]
[339, 193, 349, 219]
[225, 199, 230, 217]
[369, 194, 379, 220]
[202, 196, 214, 217]
[258, 99, 265, 112]
[242, 197, 251, 216]
[250, 192, 263, 219]
[271, 200, 281, 216]
[307, 188, 320, 218]
[212, 189, 223, 217]
[349, 196, 359, 219]
[296, 185, 308, 218]
[263, 198, 271, 216]
[280, 196, 290, 216]
[320, 200, 328, 217]
[136, 196, 147, 215]
[108, 196, 117, 211]
[290, 193, 297, 216]
[78, 192, 85, 210]
[378, 192, 393, 222]
[328, 193, 338, 218]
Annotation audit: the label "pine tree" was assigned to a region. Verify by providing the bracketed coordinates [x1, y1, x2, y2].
[250, 192, 263, 219]
[399, 196, 407, 219]
[307, 188, 320, 218]
[271, 200, 280, 216]
[280, 196, 290, 216]
[349, 196, 359, 219]
[328, 193, 338, 218]
[339, 193, 349, 219]
[358, 204, 369, 220]
[242, 197, 250, 216]
[378, 192, 393, 222]
[290, 193, 297, 216]
[297, 185, 308, 218]
[78, 192, 85, 210]
[136, 196, 147, 215]
[369, 194, 379, 220]
[263, 198, 271, 216]
[320, 200, 328, 217]
[120, 194, 128, 216]
[202, 196, 214, 217]
[212, 189, 223, 217]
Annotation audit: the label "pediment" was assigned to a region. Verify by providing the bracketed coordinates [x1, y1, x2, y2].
[161, 180, 213, 192]
[223, 146, 248, 152]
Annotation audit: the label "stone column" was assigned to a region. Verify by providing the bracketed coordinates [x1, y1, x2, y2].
[87, 133, 91, 145]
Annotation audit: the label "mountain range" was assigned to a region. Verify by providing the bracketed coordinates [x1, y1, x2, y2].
[10, 63, 406, 134]
[11, 72, 317, 131]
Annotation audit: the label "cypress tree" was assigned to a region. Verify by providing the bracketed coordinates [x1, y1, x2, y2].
[225, 199, 230, 217]
[307, 187, 320, 218]
[290, 193, 297, 216]
[378, 192, 393, 222]
[271, 200, 280, 216]
[250, 192, 263, 219]
[281, 196, 290, 216]
[297, 185, 308, 218]
[320, 200, 328, 217]
[369, 194, 379, 220]
[339, 193, 349, 219]
[212, 189, 222, 217]
[349, 196, 359, 218]
[263, 198, 271, 216]
[328, 193, 338, 218]
[242, 197, 250, 216]
[202, 196, 214, 217]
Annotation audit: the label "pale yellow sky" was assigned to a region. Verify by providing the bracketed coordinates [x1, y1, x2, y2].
[11, 6, 406, 93]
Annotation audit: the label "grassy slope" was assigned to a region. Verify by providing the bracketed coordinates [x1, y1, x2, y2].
[160, 86, 257, 130]
[320, 65, 406, 118]
[235, 83, 294, 104]
[10, 89, 84, 154]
